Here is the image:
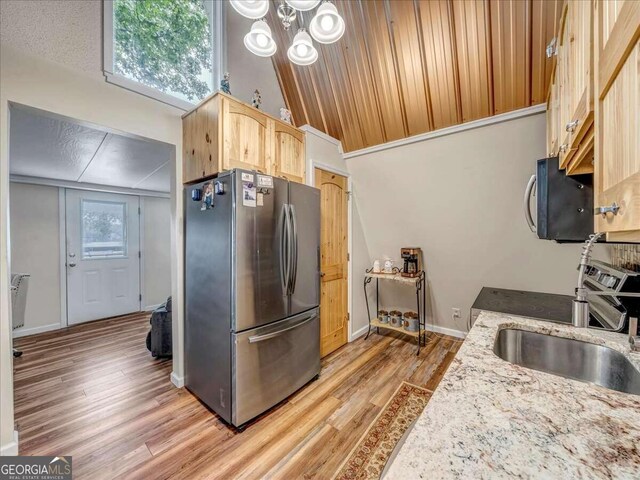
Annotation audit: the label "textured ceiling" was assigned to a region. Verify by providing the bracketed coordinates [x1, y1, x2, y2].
[269, 0, 563, 153]
[0, 0, 102, 76]
[10, 106, 172, 193]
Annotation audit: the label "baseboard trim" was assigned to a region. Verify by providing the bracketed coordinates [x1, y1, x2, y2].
[144, 304, 162, 312]
[170, 372, 184, 388]
[425, 324, 467, 339]
[12, 323, 60, 338]
[0, 431, 19, 456]
[349, 324, 369, 342]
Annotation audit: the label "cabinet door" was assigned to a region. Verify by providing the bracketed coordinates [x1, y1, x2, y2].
[272, 122, 305, 184]
[594, 1, 640, 239]
[557, 8, 576, 166]
[221, 97, 271, 174]
[182, 100, 220, 183]
[567, 0, 593, 135]
[546, 70, 559, 157]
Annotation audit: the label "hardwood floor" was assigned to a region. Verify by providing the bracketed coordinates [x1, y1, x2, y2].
[13, 313, 461, 479]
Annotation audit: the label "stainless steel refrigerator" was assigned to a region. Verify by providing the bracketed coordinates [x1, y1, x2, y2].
[185, 169, 321, 427]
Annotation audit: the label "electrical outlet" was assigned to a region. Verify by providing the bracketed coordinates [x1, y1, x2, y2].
[452, 308, 461, 319]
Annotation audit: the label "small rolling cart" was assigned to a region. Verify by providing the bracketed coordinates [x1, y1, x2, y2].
[363, 268, 426, 355]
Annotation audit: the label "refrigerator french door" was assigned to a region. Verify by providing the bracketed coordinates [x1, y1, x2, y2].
[185, 169, 320, 427]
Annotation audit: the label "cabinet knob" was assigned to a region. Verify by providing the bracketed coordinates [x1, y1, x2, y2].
[566, 120, 579, 133]
[595, 203, 620, 217]
[559, 143, 568, 153]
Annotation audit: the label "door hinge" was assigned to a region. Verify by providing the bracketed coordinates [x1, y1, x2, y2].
[139, 294, 142, 301]
[138, 206, 141, 215]
[347, 313, 350, 322]
[347, 252, 350, 261]
[138, 251, 141, 259]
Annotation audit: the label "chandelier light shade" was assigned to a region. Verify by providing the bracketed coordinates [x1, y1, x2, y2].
[244, 20, 277, 57]
[309, 2, 344, 43]
[285, 0, 322, 12]
[288, 29, 318, 65]
[309, 1, 345, 44]
[230, 0, 270, 19]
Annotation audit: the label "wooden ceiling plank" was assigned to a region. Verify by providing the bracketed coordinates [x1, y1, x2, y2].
[319, 40, 365, 152]
[386, 0, 432, 137]
[416, 0, 462, 129]
[451, 0, 494, 122]
[489, 0, 532, 114]
[338, 0, 386, 148]
[358, 0, 407, 143]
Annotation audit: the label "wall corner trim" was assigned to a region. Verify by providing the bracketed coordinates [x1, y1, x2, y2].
[170, 371, 185, 388]
[0, 431, 19, 456]
[299, 124, 343, 152]
[342, 104, 546, 159]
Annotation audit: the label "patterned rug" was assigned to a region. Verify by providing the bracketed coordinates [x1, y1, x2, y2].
[333, 382, 433, 480]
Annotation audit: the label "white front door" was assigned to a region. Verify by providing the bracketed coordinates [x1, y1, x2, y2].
[65, 190, 141, 325]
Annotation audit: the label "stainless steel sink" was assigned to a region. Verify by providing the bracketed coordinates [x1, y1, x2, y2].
[494, 328, 640, 396]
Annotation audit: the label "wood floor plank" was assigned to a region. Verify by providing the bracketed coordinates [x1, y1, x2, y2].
[14, 312, 460, 479]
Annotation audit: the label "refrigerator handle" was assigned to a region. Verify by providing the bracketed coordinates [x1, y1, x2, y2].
[281, 203, 290, 294]
[289, 204, 298, 295]
[524, 174, 537, 233]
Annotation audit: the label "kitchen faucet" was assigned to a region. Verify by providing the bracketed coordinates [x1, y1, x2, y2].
[572, 232, 640, 351]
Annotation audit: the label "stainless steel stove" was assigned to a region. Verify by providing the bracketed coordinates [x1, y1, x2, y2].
[581, 260, 640, 332]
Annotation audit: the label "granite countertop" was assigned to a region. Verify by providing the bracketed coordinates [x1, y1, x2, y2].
[384, 311, 640, 479]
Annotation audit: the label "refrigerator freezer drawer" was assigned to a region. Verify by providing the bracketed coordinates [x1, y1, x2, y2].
[232, 308, 320, 426]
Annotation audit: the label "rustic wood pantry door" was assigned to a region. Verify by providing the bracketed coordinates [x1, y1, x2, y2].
[314, 168, 349, 357]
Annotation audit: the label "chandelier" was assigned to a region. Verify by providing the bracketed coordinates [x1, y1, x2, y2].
[229, 0, 345, 66]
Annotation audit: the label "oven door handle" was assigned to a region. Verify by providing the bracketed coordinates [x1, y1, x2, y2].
[524, 174, 537, 233]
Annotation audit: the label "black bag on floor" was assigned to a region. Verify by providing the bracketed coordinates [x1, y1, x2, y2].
[146, 297, 172, 358]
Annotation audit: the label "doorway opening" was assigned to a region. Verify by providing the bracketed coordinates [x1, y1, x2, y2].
[7, 102, 176, 457]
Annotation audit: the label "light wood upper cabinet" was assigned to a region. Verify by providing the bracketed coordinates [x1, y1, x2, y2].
[594, 0, 640, 240]
[182, 92, 306, 184]
[558, 0, 594, 174]
[272, 122, 305, 184]
[182, 98, 220, 184]
[221, 96, 271, 174]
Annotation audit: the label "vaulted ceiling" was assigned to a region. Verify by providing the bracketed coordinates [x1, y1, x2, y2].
[268, 0, 563, 153]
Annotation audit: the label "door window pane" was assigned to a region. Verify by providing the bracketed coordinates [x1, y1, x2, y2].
[81, 200, 128, 259]
[112, 0, 214, 103]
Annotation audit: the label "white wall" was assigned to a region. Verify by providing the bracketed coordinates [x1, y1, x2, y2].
[226, 11, 287, 118]
[142, 197, 172, 309]
[346, 112, 609, 335]
[9, 184, 61, 335]
[8, 183, 172, 337]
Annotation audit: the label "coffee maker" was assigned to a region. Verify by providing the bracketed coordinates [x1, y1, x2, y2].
[401, 248, 422, 278]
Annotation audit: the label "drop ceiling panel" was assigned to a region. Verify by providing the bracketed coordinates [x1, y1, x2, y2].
[79, 134, 171, 189]
[135, 161, 171, 192]
[9, 108, 107, 180]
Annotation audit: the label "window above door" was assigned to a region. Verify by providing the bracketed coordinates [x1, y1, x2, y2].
[103, 0, 225, 110]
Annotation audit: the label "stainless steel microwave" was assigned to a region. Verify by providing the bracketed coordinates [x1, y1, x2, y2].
[523, 157, 593, 242]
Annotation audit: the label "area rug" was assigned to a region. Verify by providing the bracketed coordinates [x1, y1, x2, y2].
[333, 382, 433, 480]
